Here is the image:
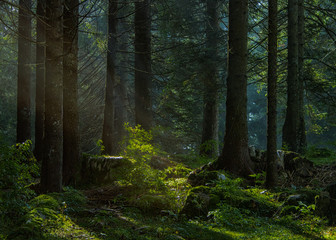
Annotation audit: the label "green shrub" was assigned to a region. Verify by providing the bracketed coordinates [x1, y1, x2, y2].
[0, 140, 39, 222]
[121, 124, 166, 191]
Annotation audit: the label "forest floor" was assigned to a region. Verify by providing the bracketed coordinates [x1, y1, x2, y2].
[2, 152, 336, 240]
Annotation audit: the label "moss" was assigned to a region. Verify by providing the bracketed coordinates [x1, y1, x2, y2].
[188, 170, 220, 187]
[131, 194, 173, 212]
[29, 195, 60, 211]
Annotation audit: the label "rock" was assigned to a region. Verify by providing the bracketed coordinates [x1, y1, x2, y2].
[276, 150, 285, 169]
[285, 194, 304, 206]
[326, 183, 336, 223]
[81, 154, 132, 184]
[315, 191, 331, 219]
[313, 184, 336, 223]
[249, 146, 256, 158]
[180, 186, 220, 218]
[187, 170, 226, 187]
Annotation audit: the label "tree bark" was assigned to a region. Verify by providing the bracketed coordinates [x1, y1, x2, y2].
[17, 0, 32, 143]
[266, 0, 278, 188]
[216, 0, 254, 177]
[134, 0, 152, 130]
[282, 0, 299, 152]
[200, 0, 219, 158]
[63, 0, 80, 186]
[34, 0, 46, 163]
[102, 0, 118, 155]
[41, 0, 63, 193]
[297, 0, 306, 154]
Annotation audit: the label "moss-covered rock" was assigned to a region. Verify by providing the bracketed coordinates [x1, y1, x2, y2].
[29, 195, 60, 211]
[81, 154, 133, 185]
[187, 170, 225, 187]
[180, 186, 220, 218]
[131, 194, 173, 212]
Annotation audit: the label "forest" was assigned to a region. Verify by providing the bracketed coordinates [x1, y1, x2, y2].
[1, 0, 336, 239]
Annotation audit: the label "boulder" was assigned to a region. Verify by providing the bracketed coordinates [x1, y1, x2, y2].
[81, 155, 132, 184]
[180, 186, 220, 218]
[187, 170, 225, 187]
[315, 191, 331, 220]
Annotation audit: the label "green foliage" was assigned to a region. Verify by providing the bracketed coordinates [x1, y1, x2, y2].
[29, 194, 60, 211]
[8, 194, 97, 240]
[120, 124, 166, 192]
[305, 146, 336, 165]
[164, 164, 192, 178]
[249, 172, 266, 186]
[199, 140, 218, 158]
[96, 139, 105, 154]
[0, 140, 39, 222]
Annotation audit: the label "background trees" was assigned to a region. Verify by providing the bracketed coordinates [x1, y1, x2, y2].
[1, 0, 336, 187]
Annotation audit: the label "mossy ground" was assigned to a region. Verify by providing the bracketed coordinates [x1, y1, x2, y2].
[2, 145, 336, 239]
[2, 166, 336, 240]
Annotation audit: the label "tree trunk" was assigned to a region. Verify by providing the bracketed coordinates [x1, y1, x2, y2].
[113, 13, 129, 154]
[215, 0, 254, 177]
[282, 0, 299, 152]
[17, 0, 32, 143]
[102, 0, 118, 155]
[134, 0, 152, 130]
[266, 0, 278, 188]
[200, 0, 219, 158]
[63, 0, 80, 186]
[297, 0, 306, 154]
[41, 0, 63, 193]
[34, 0, 46, 163]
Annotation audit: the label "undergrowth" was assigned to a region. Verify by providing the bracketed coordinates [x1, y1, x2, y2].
[1, 130, 336, 239]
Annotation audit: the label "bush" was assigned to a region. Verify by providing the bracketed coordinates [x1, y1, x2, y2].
[0, 140, 39, 223]
[121, 124, 166, 191]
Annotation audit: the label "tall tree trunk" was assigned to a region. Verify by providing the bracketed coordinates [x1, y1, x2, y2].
[17, 0, 32, 143]
[63, 0, 79, 186]
[34, 0, 46, 162]
[266, 0, 278, 188]
[102, 0, 118, 155]
[41, 0, 63, 193]
[200, 0, 219, 158]
[134, 0, 152, 130]
[215, 0, 254, 177]
[297, 0, 306, 154]
[282, 0, 299, 152]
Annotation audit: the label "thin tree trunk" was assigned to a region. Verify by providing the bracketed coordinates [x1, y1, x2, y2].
[282, 0, 299, 152]
[297, 0, 306, 154]
[63, 0, 80, 186]
[41, 0, 63, 193]
[134, 0, 152, 130]
[102, 0, 118, 155]
[200, 0, 219, 158]
[17, 0, 32, 143]
[113, 13, 129, 153]
[266, 0, 278, 188]
[216, 0, 254, 177]
[34, 0, 46, 162]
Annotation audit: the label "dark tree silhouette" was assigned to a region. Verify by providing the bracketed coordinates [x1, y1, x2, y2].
[34, 0, 46, 162]
[102, 0, 118, 155]
[17, 0, 32, 143]
[200, 0, 220, 158]
[266, 0, 278, 188]
[41, 0, 63, 193]
[63, 0, 80, 185]
[215, 0, 254, 177]
[134, 0, 152, 130]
